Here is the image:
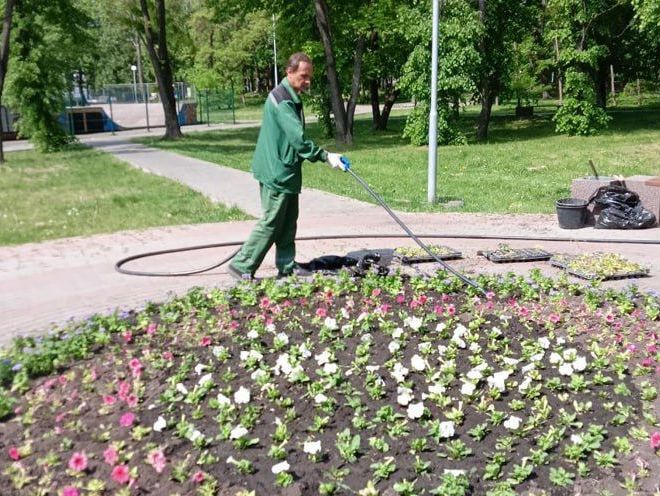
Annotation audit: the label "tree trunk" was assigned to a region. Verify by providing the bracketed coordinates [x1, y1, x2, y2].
[138, 0, 182, 139]
[594, 64, 608, 109]
[370, 78, 381, 129]
[476, 86, 495, 142]
[345, 35, 366, 139]
[378, 86, 398, 130]
[314, 0, 350, 143]
[0, 0, 16, 163]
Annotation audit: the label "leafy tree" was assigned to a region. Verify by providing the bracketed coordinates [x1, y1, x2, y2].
[0, 0, 17, 162]
[5, 0, 90, 151]
[399, 0, 481, 145]
[546, 0, 615, 135]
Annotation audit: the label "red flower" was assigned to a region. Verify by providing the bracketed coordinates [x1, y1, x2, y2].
[111, 464, 131, 484]
[8, 447, 20, 461]
[192, 471, 205, 483]
[119, 412, 136, 427]
[102, 395, 116, 406]
[68, 452, 88, 472]
[199, 336, 212, 347]
[650, 431, 660, 450]
[62, 487, 80, 496]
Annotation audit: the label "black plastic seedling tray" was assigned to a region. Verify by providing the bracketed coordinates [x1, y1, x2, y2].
[394, 245, 463, 264]
[478, 248, 553, 263]
[550, 254, 650, 281]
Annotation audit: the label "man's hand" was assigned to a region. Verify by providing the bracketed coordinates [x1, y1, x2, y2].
[327, 152, 350, 172]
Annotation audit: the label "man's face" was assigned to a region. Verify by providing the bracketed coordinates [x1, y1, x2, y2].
[287, 61, 313, 93]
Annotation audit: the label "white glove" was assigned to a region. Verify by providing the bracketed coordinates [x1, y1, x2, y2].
[327, 152, 349, 171]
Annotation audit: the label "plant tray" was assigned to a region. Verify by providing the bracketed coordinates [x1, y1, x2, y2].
[478, 248, 553, 263]
[550, 253, 650, 281]
[394, 245, 463, 264]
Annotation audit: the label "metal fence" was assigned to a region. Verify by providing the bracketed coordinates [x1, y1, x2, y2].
[63, 83, 236, 134]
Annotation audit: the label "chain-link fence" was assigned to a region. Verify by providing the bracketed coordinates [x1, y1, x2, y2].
[63, 82, 236, 134]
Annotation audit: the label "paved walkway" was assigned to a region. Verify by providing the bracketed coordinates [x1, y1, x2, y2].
[1, 126, 659, 347]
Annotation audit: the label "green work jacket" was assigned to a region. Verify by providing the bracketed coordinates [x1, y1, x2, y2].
[251, 78, 327, 194]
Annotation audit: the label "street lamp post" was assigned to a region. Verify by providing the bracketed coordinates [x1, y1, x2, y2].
[131, 65, 138, 103]
[427, 0, 439, 204]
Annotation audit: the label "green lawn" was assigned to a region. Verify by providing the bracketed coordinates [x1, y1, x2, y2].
[0, 146, 250, 246]
[141, 106, 660, 213]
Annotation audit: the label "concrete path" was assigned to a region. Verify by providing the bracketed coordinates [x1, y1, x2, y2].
[1, 126, 659, 347]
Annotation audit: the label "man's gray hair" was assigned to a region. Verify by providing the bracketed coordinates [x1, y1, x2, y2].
[286, 52, 312, 72]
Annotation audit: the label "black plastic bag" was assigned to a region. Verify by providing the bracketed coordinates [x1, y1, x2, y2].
[589, 184, 656, 229]
[595, 204, 656, 229]
[589, 184, 640, 210]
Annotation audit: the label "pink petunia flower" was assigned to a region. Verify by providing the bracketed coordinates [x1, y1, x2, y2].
[315, 308, 327, 318]
[627, 344, 637, 353]
[199, 336, 212, 347]
[104, 446, 119, 465]
[605, 312, 615, 323]
[163, 351, 173, 361]
[486, 291, 495, 300]
[548, 313, 561, 324]
[146, 323, 158, 335]
[147, 449, 167, 473]
[396, 294, 406, 304]
[119, 412, 136, 427]
[111, 464, 131, 484]
[68, 452, 88, 472]
[519, 306, 529, 318]
[650, 431, 660, 450]
[125, 394, 138, 408]
[128, 358, 143, 378]
[122, 330, 133, 343]
[192, 471, 205, 483]
[102, 395, 116, 406]
[446, 304, 456, 316]
[8, 447, 20, 461]
[62, 487, 80, 496]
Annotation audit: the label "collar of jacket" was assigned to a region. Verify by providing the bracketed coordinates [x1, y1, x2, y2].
[281, 77, 302, 104]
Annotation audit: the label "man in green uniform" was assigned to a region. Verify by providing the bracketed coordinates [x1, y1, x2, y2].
[227, 52, 349, 280]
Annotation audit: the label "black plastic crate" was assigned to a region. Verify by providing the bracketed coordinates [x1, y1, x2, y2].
[550, 253, 650, 281]
[394, 245, 463, 264]
[478, 248, 553, 263]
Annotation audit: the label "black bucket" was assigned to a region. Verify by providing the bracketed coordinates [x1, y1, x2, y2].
[556, 198, 588, 229]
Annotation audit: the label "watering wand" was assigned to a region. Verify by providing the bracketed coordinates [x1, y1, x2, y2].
[339, 157, 486, 295]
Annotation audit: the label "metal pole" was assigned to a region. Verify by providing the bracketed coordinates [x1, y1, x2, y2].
[231, 81, 236, 124]
[144, 82, 150, 131]
[205, 89, 210, 126]
[427, 0, 439, 204]
[108, 91, 116, 135]
[272, 14, 279, 87]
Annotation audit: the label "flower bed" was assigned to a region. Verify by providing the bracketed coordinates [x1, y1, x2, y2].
[0, 270, 658, 495]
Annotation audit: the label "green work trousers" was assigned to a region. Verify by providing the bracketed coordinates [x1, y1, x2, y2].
[230, 183, 298, 276]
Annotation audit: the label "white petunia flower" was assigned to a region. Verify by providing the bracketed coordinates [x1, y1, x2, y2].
[323, 362, 338, 374]
[198, 373, 213, 386]
[563, 348, 578, 362]
[357, 312, 369, 322]
[392, 327, 404, 339]
[211, 345, 227, 358]
[558, 362, 574, 376]
[557, 337, 566, 345]
[571, 434, 583, 444]
[573, 356, 587, 371]
[299, 343, 311, 359]
[230, 425, 248, 439]
[315, 350, 331, 365]
[234, 386, 251, 404]
[461, 382, 476, 396]
[437, 344, 447, 355]
[407, 402, 425, 419]
[487, 371, 510, 392]
[397, 386, 413, 406]
[418, 342, 432, 354]
[274, 354, 292, 376]
[503, 415, 522, 430]
[549, 352, 562, 365]
[391, 363, 409, 383]
[530, 352, 544, 363]
[303, 440, 322, 455]
[250, 369, 267, 381]
[405, 316, 423, 331]
[153, 416, 166, 432]
[265, 323, 276, 333]
[324, 317, 338, 330]
[521, 363, 536, 374]
[314, 393, 328, 404]
[469, 342, 481, 353]
[439, 421, 455, 438]
[502, 357, 519, 366]
[247, 330, 259, 339]
[444, 469, 466, 477]
[194, 363, 207, 375]
[538, 337, 551, 349]
[176, 383, 188, 395]
[452, 336, 466, 349]
[217, 393, 231, 406]
[361, 333, 373, 343]
[272, 461, 290, 474]
[428, 384, 446, 395]
[275, 332, 289, 345]
[467, 368, 483, 381]
[366, 365, 380, 372]
[518, 377, 532, 393]
[188, 429, 203, 442]
[388, 341, 400, 354]
[411, 354, 426, 371]
[340, 308, 350, 319]
[436, 322, 447, 333]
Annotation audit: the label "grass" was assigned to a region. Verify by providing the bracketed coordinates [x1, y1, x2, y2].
[140, 105, 660, 214]
[0, 145, 250, 246]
